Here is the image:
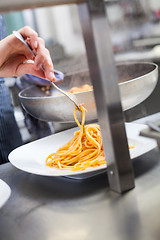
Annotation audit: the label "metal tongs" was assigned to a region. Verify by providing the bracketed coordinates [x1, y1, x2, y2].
[147, 121, 160, 133]
[13, 31, 81, 111]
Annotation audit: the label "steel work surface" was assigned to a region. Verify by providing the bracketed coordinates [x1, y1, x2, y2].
[0, 149, 160, 240]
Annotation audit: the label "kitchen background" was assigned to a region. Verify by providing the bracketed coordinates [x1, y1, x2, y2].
[3, 0, 160, 143]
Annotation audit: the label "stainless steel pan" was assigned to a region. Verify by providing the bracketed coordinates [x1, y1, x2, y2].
[19, 62, 158, 122]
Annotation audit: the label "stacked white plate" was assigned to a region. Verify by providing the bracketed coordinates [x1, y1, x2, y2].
[0, 179, 11, 208]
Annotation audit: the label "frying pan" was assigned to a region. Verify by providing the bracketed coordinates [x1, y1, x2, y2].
[19, 62, 158, 122]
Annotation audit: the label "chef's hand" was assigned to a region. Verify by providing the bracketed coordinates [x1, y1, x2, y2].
[0, 26, 55, 81]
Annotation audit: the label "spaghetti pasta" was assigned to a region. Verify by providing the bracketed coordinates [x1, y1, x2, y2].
[45, 105, 134, 171]
[45, 105, 106, 171]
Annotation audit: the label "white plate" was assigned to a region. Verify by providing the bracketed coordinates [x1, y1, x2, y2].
[9, 123, 157, 177]
[0, 179, 11, 208]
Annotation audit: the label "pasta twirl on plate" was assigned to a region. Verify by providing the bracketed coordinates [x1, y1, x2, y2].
[45, 105, 106, 171]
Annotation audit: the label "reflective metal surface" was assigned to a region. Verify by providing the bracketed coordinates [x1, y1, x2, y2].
[19, 62, 158, 123]
[1, 150, 160, 240]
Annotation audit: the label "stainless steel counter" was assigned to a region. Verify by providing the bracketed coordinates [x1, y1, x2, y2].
[0, 149, 160, 240]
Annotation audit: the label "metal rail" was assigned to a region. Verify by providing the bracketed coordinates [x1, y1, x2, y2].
[0, 0, 84, 13]
[0, 0, 117, 13]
